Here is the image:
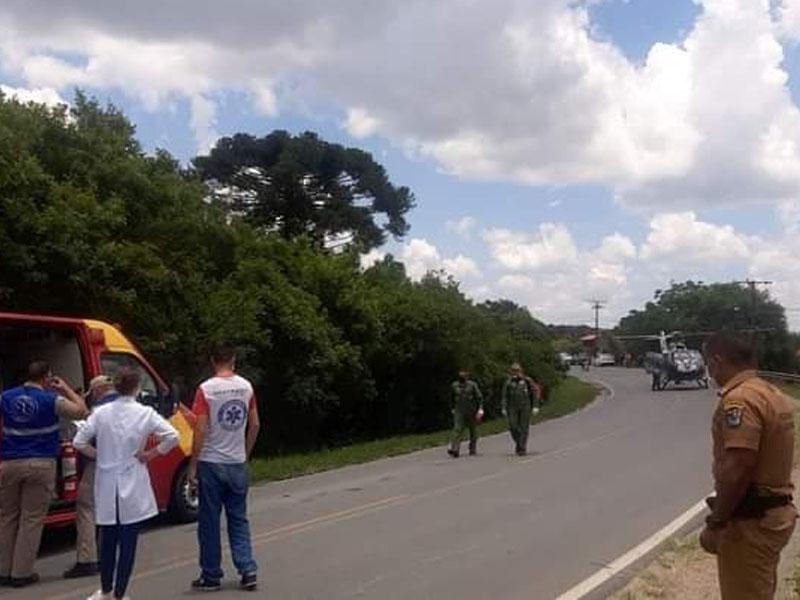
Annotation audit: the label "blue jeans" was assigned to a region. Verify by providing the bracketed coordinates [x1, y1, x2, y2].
[197, 461, 257, 580]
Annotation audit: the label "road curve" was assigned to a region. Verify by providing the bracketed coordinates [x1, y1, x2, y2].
[6, 368, 717, 600]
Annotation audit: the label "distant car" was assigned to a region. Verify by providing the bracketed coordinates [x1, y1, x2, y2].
[557, 352, 573, 366]
[594, 353, 616, 367]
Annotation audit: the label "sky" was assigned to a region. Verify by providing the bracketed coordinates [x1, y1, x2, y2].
[4, 0, 800, 329]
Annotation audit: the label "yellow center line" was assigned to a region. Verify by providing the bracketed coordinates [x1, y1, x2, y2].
[45, 408, 643, 599]
[44, 495, 409, 600]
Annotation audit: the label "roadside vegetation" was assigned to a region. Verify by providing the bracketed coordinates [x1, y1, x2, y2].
[249, 376, 598, 482]
[0, 91, 566, 456]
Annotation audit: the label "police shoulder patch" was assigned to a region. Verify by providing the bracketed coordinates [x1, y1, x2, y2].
[725, 406, 743, 428]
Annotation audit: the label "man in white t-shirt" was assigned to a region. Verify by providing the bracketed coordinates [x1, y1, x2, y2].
[188, 347, 261, 592]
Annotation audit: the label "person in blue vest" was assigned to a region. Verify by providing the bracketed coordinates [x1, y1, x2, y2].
[64, 375, 119, 580]
[0, 360, 87, 588]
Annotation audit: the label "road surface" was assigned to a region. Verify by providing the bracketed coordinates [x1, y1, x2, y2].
[5, 368, 717, 600]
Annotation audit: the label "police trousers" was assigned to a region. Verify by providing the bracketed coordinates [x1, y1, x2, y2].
[0, 457, 56, 578]
[450, 410, 478, 453]
[76, 460, 97, 563]
[717, 505, 796, 600]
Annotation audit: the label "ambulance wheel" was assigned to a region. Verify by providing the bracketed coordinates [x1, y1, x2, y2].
[169, 463, 198, 523]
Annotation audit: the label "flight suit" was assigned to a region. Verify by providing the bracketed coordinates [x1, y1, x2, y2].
[503, 377, 534, 454]
[712, 370, 797, 600]
[449, 380, 483, 456]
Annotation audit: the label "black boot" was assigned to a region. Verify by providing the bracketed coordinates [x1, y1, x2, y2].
[447, 448, 459, 458]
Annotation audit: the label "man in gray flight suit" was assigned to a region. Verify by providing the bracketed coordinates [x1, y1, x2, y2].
[447, 369, 484, 458]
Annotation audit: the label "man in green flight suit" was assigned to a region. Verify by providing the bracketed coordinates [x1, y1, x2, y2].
[502, 363, 536, 456]
[447, 369, 484, 458]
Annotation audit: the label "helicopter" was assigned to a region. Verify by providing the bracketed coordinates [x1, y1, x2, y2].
[617, 331, 709, 391]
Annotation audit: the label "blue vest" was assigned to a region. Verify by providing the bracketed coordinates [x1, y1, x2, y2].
[0, 385, 60, 459]
[93, 391, 118, 409]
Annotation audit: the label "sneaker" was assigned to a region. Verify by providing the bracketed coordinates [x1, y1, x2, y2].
[191, 576, 222, 592]
[446, 449, 459, 458]
[65, 562, 99, 579]
[240, 572, 257, 591]
[86, 591, 112, 600]
[10, 573, 39, 588]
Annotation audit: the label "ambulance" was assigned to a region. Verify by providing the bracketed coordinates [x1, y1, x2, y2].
[0, 312, 197, 525]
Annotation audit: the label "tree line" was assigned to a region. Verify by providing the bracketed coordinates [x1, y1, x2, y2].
[616, 281, 797, 371]
[0, 92, 562, 453]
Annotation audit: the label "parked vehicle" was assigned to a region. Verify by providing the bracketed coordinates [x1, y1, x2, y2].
[0, 312, 198, 526]
[594, 352, 616, 367]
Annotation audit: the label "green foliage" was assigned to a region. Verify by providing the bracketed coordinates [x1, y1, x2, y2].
[248, 377, 597, 482]
[0, 92, 562, 454]
[193, 130, 415, 251]
[617, 281, 796, 371]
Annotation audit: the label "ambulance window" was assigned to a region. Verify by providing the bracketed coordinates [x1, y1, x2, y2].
[100, 352, 159, 405]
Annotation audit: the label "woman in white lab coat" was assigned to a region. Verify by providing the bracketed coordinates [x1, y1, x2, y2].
[73, 368, 178, 600]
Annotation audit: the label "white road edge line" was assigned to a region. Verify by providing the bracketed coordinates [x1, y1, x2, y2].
[555, 495, 709, 600]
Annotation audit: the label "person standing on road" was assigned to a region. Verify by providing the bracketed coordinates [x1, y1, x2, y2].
[700, 333, 796, 600]
[447, 369, 484, 458]
[74, 368, 179, 600]
[502, 363, 536, 456]
[64, 375, 119, 580]
[189, 346, 261, 592]
[0, 361, 87, 588]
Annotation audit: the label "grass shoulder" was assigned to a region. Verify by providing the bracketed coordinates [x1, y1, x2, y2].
[249, 376, 599, 483]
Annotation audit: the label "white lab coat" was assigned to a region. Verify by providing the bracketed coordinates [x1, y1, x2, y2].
[73, 396, 179, 525]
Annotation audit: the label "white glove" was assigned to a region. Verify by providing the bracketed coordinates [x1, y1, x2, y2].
[532, 407, 540, 415]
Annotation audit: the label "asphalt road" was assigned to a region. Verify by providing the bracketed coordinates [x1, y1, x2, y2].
[4, 368, 717, 600]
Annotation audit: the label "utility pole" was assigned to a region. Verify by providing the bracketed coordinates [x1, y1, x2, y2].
[587, 299, 606, 358]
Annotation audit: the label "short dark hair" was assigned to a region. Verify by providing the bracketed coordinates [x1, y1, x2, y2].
[210, 345, 236, 365]
[114, 368, 141, 396]
[704, 333, 756, 367]
[28, 361, 51, 382]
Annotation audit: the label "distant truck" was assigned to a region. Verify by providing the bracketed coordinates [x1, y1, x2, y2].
[0, 312, 198, 526]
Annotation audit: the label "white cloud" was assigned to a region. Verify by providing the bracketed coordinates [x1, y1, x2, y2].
[445, 215, 477, 238]
[344, 107, 381, 139]
[483, 223, 579, 271]
[360, 248, 385, 270]
[596, 233, 637, 263]
[0, 84, 65, 107]
[442, 255, 482, 279]
[484, 226, 637, 324]
[639, 212, 752, 263]
[1, 0, 799, 207]
[400, 238, 481, 281]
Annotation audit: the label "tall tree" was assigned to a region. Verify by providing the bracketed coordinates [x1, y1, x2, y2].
[617, 281, 796, 371]
[193, 131, 414, 251]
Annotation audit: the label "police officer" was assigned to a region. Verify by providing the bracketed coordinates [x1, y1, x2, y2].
[0, 361, 87, 588]
[63, 375, 118, 579]
[700, 334, 796, 600]
[502, 363, 536, 456]
[447, 369, 484, 458]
